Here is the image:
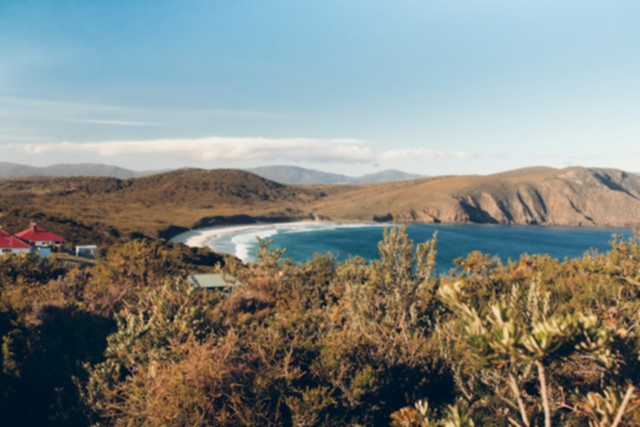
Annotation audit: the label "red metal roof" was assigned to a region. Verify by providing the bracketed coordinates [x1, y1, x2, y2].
[0, 229, 33, 250]
[15, 225, 66, 243]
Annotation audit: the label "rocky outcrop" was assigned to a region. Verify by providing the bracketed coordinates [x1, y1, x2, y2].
[192, 214, 310, 230]
[157, 225, 191, 240]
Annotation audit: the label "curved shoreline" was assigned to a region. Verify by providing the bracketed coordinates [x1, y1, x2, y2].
[169, 220, 331, 248]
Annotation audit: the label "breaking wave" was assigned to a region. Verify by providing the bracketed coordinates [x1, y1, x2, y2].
[204, 223, 381, 262]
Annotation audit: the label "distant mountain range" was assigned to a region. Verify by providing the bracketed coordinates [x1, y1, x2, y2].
[246, 165, 425, 185]
[0, 162, 140, 179]
[0, 162, 424, 185]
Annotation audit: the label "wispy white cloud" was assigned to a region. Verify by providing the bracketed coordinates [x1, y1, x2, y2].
[380, 148, 477, 160]
[58, 118, 160, 127]
[0, 111, 162, 127]
[20, 137, 377, 164]
[7, 137, 483, 164]
[0, 95, 149, 115]
[0, 95, 275, 118]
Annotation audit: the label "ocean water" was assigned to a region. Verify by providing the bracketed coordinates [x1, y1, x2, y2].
[204, 223, 633, 272]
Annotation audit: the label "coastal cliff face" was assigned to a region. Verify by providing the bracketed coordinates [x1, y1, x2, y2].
[317, 167, 640, 227]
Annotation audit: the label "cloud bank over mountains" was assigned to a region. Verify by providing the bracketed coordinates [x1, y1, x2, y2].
[10, 137, 477, 164]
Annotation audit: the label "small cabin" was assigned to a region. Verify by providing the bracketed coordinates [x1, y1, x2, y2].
[15, 223, 66, 248]
[0, 229, 34, 256]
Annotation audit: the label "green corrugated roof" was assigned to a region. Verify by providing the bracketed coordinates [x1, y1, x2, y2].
[187, 274, 234, 289]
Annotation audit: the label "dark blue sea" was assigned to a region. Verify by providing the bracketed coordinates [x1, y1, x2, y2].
[205, 223, 633, 272]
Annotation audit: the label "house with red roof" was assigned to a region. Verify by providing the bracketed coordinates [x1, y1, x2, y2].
[15, 223, 66, 248]
[0, 228, 34, 256]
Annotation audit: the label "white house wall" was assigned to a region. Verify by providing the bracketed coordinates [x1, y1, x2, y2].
[0, 248, 33, 256]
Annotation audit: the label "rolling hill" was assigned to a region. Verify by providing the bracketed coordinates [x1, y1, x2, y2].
[0, 169, 333, 242]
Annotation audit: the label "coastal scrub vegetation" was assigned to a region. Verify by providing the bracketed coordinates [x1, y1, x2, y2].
[0, 226, 639, 426]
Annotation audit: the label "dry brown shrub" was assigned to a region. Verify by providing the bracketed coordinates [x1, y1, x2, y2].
[97, 333, 247, 427]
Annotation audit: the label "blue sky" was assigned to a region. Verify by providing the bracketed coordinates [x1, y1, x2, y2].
[1, 0, 639, 175]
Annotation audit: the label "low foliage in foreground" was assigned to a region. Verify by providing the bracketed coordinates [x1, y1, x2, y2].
[0, 227, 639, 426]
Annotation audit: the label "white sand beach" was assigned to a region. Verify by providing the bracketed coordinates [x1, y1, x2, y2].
[170, 221, 324, 248]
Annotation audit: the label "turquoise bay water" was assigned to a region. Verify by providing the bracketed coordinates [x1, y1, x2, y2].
[205, 224, 633, 272]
